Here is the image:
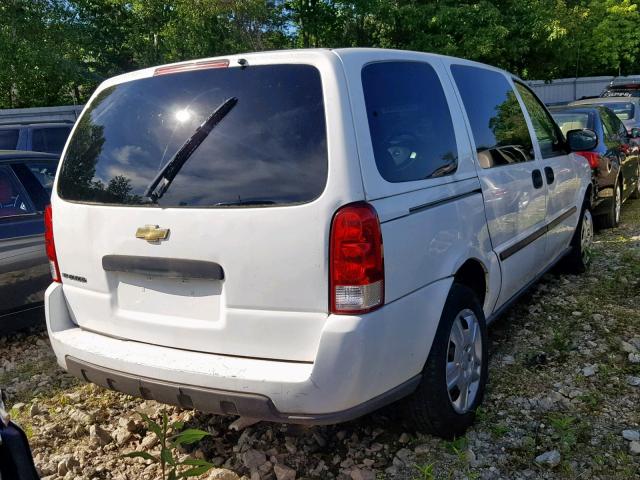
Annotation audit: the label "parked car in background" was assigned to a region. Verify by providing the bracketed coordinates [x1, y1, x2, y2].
[0, 105, 83, 155]
[570, 97, 640, 138]
[45, 49, 594, 438]
[0, 123, 72, 154]
[0, 151, 58, 333]
[551, 105, 640, 228]
[601, 78, 640, 99]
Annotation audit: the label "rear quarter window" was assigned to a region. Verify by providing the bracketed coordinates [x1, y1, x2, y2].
[0, 129, 19, 150]
[32, 127, 71, 154]
[58, 64, 327, 207]
[361, 61, 458, 183]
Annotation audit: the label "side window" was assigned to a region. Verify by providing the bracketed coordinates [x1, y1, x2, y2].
[24, 161, 56, 194]
[0, 129, 19, 150]
[609, 110, 628, 139]
[451, 65, 534, 169]
[0, 166, 35, 218]
[362, 61, 458, 182]
[515, 83, 565, 158]
[32, 127, 71, 154]
[11, 161, 55, 211]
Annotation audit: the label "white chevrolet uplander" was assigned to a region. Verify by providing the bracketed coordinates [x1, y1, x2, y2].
[45, 49, 597, 438]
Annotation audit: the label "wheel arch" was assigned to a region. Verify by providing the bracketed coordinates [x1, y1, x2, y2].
[453, 258, 488, 308]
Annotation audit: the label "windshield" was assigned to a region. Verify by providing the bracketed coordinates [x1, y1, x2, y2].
[551, 112, 591, 136]
[57, 64, 327, 207]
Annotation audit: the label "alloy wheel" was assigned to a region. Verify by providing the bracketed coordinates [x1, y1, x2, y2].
[446, 309, 482, 414]
[615, 184, 621, 224]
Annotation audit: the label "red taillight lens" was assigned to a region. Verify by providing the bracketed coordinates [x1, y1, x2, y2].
[575, 151, 601, 169]
[44, 205, 61, 283]
[154, 59, 229, 76]
[330, 202, 384, 314]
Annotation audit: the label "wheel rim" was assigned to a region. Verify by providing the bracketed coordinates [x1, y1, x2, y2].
[581, 209, 594, 265]
[615, 185, 621, 223]
[446, 309, 482, 414]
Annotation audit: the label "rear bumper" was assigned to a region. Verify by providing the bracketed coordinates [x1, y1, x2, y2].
[45, 277, 452, 422]
[65, 357, 419, 424]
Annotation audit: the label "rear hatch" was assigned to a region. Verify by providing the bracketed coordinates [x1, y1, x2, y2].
[52, 54, 357, 362]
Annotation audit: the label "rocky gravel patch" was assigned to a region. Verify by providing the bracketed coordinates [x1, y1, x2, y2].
[2, 200, 640, 479]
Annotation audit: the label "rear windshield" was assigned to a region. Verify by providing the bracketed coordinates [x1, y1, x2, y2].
[551, 112, 591, 136]
[603, 88, 640, 98]
[58, 64, 327, 207]
[595, 102, 635, 121]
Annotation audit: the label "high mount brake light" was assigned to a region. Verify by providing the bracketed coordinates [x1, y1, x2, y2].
[154, 59, 230, 76]
[330, 202, 384, 314]
[44, 205, 61, 283]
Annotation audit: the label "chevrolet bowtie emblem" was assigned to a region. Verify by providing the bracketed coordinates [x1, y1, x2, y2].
[135, 225, 170, 243]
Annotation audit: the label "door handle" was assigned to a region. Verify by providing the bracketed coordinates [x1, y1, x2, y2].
[532, 169, 543, 189]
[544, 166, 554, 184]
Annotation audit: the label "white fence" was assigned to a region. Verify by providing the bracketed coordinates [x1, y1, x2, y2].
[527, 75, 640, 105]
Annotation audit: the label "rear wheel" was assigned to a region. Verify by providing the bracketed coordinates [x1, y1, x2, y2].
[402, 283, 488, 439]
[630, 164, 640, 199]
[601, 180, 621, 228]
[565, 202, 594, 273]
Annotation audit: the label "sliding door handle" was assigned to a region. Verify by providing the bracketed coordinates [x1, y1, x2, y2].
[544, 166, 555, 184]
[532, 169, 543, 189]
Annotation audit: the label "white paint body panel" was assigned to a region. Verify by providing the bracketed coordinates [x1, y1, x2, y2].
[46, 48, 592, 418]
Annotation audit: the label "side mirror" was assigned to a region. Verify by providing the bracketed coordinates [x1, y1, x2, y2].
[631, 127, 640, 138]
[566, 128, 598, 151]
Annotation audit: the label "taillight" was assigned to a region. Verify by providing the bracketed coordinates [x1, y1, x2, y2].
[330, 202, 384, 314]
[154, 59, 229, 76]
[575, 151, 601, 169]
[44, 205, 61, 283]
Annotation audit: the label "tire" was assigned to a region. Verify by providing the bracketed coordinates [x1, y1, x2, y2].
[402, 283, 488, 439]
[601, 180, 621, 228]
[564, 201, 594, 274]
[630, 164, 640, 199]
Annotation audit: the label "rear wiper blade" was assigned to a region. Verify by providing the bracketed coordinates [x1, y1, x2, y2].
[144, 97, 238, 203]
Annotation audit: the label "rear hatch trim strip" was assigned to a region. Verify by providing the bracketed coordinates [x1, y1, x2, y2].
[102, 255, 224, 280]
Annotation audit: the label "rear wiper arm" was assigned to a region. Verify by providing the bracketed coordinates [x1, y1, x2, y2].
[144, 97, 238, 203]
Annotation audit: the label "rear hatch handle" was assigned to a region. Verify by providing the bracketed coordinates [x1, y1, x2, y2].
[102, 255, 224, 280]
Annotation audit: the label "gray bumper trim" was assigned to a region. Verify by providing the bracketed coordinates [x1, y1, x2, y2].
[65, 356, 421, 425]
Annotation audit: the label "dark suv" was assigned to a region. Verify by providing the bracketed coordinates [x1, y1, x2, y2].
[0, 151, 58, 332]
[0, 123, 72, 155]
[551, 105, 640, 228]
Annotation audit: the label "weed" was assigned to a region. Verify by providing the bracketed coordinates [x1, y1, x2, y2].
[123, 409, 214, 480]
[413, 462, 435, 480]
[444, 435, 467, 455]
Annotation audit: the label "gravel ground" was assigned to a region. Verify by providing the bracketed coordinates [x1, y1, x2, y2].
[2, 199, 640, 480]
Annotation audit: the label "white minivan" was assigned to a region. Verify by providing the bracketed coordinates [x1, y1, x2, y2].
[45, 49, 596, 438]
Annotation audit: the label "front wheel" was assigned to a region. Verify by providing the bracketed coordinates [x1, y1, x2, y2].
[402, 283, 488, 439]
[565, 203, 594, 273]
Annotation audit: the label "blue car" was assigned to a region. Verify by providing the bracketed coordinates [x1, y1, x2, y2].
[0, 151, 58, 332]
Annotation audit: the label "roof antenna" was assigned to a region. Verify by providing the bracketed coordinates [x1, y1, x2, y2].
[237, 58, 248, 68]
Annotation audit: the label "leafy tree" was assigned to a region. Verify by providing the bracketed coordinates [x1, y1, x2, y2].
[3, 0, 640, 109]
